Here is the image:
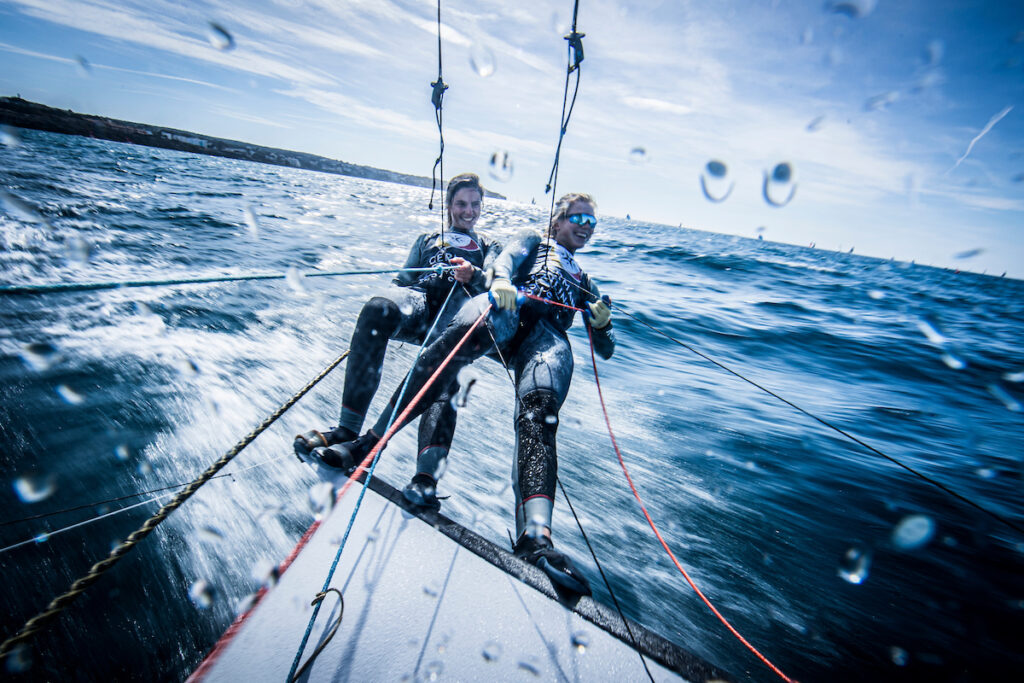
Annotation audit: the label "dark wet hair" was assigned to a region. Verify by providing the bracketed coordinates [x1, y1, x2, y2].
[549, 192, 597, 232]
[446, 173, 484, 224]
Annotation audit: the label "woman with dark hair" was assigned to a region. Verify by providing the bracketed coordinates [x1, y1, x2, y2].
[294, 173, 500, 490]
[328, 192, 614, 595]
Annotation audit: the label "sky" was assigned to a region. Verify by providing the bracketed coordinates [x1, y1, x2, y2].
[1, 0, 1023, 277]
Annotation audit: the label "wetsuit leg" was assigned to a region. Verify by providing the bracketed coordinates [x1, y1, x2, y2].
[509, 322, 574, 538]
[369, 293, 518, 438]
[415, 381, 458, 481]
[339, 289, 431, 434]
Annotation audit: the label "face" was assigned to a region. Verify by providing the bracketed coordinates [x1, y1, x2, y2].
[550, 199, 596, 253]
[448, 187, 482, 231]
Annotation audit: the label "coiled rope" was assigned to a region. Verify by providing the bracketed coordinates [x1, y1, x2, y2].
[286, 285, 459, 680]
[584, 324, 796, 682]
[0, 349, 350, 660]
[0, 265, 453, 297]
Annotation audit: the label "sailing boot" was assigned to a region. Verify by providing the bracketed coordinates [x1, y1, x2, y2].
[293, 426, 357, 461]
[402, 473, 441, 512]
[513, 534, 592, 596]
[310, 431, 379, 472]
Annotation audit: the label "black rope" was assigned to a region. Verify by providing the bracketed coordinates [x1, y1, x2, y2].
[612, 303, 1024, 536]
[556, 477, 655, 681]
[428, 0, 448, 244]
[543, 0, 585, 272]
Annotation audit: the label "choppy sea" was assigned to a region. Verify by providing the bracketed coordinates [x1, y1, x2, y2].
[1, 129, 1022, 681]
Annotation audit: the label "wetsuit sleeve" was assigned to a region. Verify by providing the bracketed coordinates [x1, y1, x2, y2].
[490, 230, 541, 283]
[466, 234, 501, 294]
[585, 277, 615, 360]
[393, 234, 430, 287]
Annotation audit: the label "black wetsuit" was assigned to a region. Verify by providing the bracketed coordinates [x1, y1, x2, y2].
[370, 229, 614, 534]
[340, 228, 499, 473]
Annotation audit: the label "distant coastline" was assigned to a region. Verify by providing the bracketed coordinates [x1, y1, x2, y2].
[0, 96, 504, 199]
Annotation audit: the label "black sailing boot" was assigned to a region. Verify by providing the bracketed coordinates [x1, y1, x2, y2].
[310, 431, 379, 472]
[513, 534, 591, 596]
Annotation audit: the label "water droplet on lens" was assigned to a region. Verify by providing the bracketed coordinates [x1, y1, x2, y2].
[370, 328, 379, 336]
[137, 461, 152, 475]
[75, 55, 92, 76]
[706, 160, 727, 178]
[867, 290, 885, 300]
[423, 661, 444, 681]
[838, 546, 871, 584]
[976, 467, 996, 479]
[423, 580, 441, 597]
[826, 0, 877, 19]
[571, 630, 589, 653]
[482, 640, 502, 661]
[0, 188, 49, 225]
[14, 474, 57, 503]
[308, 482, 336, 520]
[764, 163, 797, 207]
[251, 558, 279, 588]
[114, 444, 131, 461]
[1003, 371, 1024, 383]
[19, 341, 61, 371]
[629, 147, 648, 164]
[0, 124, 21, 147]
[244, 205, 260, 236]
[987, 384, 1022, 412]
[189, 579, 215, 609]
[56, 384, 85, 405]
[941, 352, 966, 370]
[5, 643, 32, 673]
[953, 247, 984, 260]
[286, 266, 307, 295]
[890, 646, 909, 666]
[399, 302, 414, 315]
[207, 22, 235, 51]
[177, 356, 200, 377]
[488, 150, 514, 182]
[470, 42, 496, 77]
[198, 525, 225, 543]
[544, 414, 558, 425]
[518, 657, 541, 676]
[772, 163, 792, 183]
[916, 317, 947, 345]
[806, 115, 825, 132]
[701, 160, 734, 203]
[891, 514, 935, 550]
[235, 592, 257, 615]
[66, 234, 92, 264]
[864, 91, 899, 111]
[924, 40, 944, 66]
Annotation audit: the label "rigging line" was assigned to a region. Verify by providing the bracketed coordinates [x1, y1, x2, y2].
[611, 302, 1024, 536]
[470, 286, 649, 678]
[427, 0, 448, 228]
[584, 326, 797, 683]
[0, 349, 350, 660]
[0, 492, 176, 555]
[2, 451, 294, 529]
[0, 265, 455, 297]
[555, 477, 655, 682]
[287, 286, 460, 680]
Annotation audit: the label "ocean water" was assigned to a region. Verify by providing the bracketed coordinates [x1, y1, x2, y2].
[1, 129, 1023, 681]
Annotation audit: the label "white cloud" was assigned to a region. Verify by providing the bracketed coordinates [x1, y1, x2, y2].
[621, 96, 693, 116]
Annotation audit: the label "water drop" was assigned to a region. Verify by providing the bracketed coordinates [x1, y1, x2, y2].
[763, 162, 797, 207]
[940, 352, 966, 370]
[629, 147, 649, 164]
[177, 356, 200, 377]
[308, 482, 336, 520]
[806, 115, 825, 132]
[198, 525, 225, 543]
[34, 531, 50, 544]
[137, 461, 152, 476]
[19, 341, 61, 371]
[482, 640, 502, 661]
[826, 0, 877, 19]
[1003, 371, 1024, 383]
[207, 22, 235, 51]
[953, 247, 984, 260]
[976, 467, 996, 479]
[75, 55, 92, 76]
[244, 205, 260, 237]
[571, 630, 589, 653]
[189, 579, 215, 609]
[13, 474, 57, 503]
[286, 266, 307, 295]
[867, 290, 885, 300]
[370, 328, 379, 336]
[470, 42, 496, 77]
[544, 414, 558, 425]
[891, 515, 935, 551]
[423, 580, 441, 597]
[0, 189, 50, 225]
[890, 646, 909, 666]
[916, 318, 947, 345]
[700, 160, 734, 203]
[838, 546, 871, 584]
[924, 40, 944, 66]
[800, 27, 814, 45]
[5, 643, 32, 673]
[399, 301, 414, 315]
[518, 657, 541, 676]
[987, 384, 1022, 412]
[423, 661, 444, 681]
[251, 559, 279, 588]
[526, 515, 548, 539]
[56, 384, 85, 405]
[488, 150, 514, 182]
[66, 233, 92, 264]
[864, 91, 899, 111]
[0, 124, 21, 147]
[114, 444, 131, 461]
[235, 592, 257, 615]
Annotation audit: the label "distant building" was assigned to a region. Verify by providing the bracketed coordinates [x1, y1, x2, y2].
[159, 131, 208, 148]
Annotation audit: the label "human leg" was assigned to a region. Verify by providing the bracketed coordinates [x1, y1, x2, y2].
[402, 385, 457, 511]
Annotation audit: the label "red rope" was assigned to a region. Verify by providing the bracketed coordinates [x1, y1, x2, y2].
[520, 291, 583, 312]
[585, 326, 797, 683]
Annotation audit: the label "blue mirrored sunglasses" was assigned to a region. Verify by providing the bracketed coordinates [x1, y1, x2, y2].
[567, 213, 597, 227]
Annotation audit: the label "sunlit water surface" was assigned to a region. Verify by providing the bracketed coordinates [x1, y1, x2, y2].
[2, 131, 1022, 681]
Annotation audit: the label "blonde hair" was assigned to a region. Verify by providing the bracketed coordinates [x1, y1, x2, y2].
[549, 192, 597, 234]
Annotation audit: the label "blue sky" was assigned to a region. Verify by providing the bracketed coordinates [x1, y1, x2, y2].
[1, 0, 1023, 277]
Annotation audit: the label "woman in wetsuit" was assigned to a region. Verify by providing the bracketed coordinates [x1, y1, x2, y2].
[330, 193, 613, 595]
[294, 173, 500, 488]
